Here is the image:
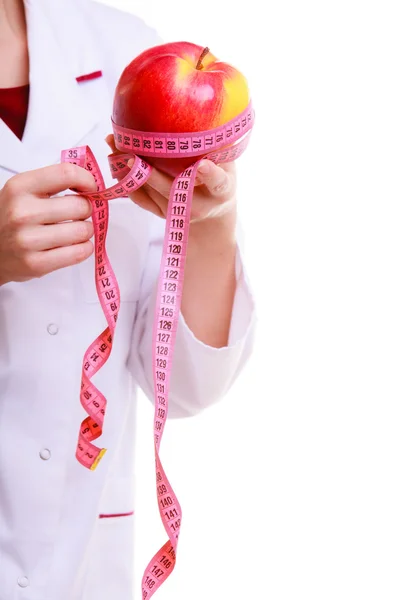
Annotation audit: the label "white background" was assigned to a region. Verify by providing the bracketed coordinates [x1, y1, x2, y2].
[99, 2, 400, 598]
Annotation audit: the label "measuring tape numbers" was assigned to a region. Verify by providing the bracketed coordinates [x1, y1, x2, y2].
[61, 101, 254, 598]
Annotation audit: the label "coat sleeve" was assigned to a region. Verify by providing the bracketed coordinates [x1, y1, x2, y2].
[128, 216, 256, 418]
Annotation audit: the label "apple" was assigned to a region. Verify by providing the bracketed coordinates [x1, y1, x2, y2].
[112, 41, 250, 177]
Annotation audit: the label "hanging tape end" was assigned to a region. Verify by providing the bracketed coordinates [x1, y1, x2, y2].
[90, 448, 107, 471]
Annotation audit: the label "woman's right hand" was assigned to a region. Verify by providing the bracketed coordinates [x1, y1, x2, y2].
[0, 163, 98, 286]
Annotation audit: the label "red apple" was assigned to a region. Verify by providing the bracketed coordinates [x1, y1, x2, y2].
[112, 41, 250, 177]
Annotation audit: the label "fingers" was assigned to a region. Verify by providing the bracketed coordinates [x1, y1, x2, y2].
[31, 195, 93, 225]
[127, 186, 165, 218]
[125, 157, 168, 216]
[127, 160, 236, 221]
[146, 165, 173, 199]
[7, 163, 98, 198]
[105, 132, 235, 202]
[141, 183, 169, 214]
[195, 160, 234, 198]
[104, 143, 236, 223]
[19, 220, 94, 251]
[28, 241, 94, 277]
[44, 195, 93, 223]
[144, 159, 233, 200]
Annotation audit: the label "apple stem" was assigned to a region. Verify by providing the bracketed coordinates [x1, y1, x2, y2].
[196, 47, 210, 70]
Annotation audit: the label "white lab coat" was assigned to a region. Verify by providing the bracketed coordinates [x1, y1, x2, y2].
[0, 1, 255, 599]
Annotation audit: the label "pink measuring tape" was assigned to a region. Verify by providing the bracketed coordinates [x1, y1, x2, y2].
[61, 101, 254, 598]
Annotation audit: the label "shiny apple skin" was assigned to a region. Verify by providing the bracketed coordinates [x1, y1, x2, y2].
[113, 42, 250, 177]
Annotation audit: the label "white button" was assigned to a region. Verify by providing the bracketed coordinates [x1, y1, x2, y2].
[39, 448, 51, 460]
[47, 323, 59, 335]
[17, 576, 29, 588]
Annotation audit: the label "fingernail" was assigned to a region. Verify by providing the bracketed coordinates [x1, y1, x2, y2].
[198, 160, 210, 174]
[127, 158, 134, 168]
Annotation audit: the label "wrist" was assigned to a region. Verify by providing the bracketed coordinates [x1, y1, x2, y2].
[188, 202, 237, 253]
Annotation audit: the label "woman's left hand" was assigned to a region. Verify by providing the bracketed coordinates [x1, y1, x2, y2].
[105, 134, 237, 224]
[105, 134, 239, 347]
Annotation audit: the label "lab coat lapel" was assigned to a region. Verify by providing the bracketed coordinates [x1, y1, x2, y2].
[0, 0, 105, 174]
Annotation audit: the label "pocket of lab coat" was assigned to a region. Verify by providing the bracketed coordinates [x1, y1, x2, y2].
[82, 514, 136, 600]
[82, 475, 136, 600]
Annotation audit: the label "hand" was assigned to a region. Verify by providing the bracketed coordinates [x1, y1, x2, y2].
[105, 136, 239, 348]
[105, 135, 237, 224]
[0, 163, 97, 286]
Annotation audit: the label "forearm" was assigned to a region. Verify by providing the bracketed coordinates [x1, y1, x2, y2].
[131, 202, 256, 415]
[181, 207, 237, 348]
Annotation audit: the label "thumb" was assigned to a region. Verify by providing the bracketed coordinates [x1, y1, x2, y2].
[196, 159, 232, 197]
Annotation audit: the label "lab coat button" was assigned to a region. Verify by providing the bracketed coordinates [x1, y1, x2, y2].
[17, 576, 29, 588]
[47, 323, 59, 335]
[39, 448, 51, 460]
